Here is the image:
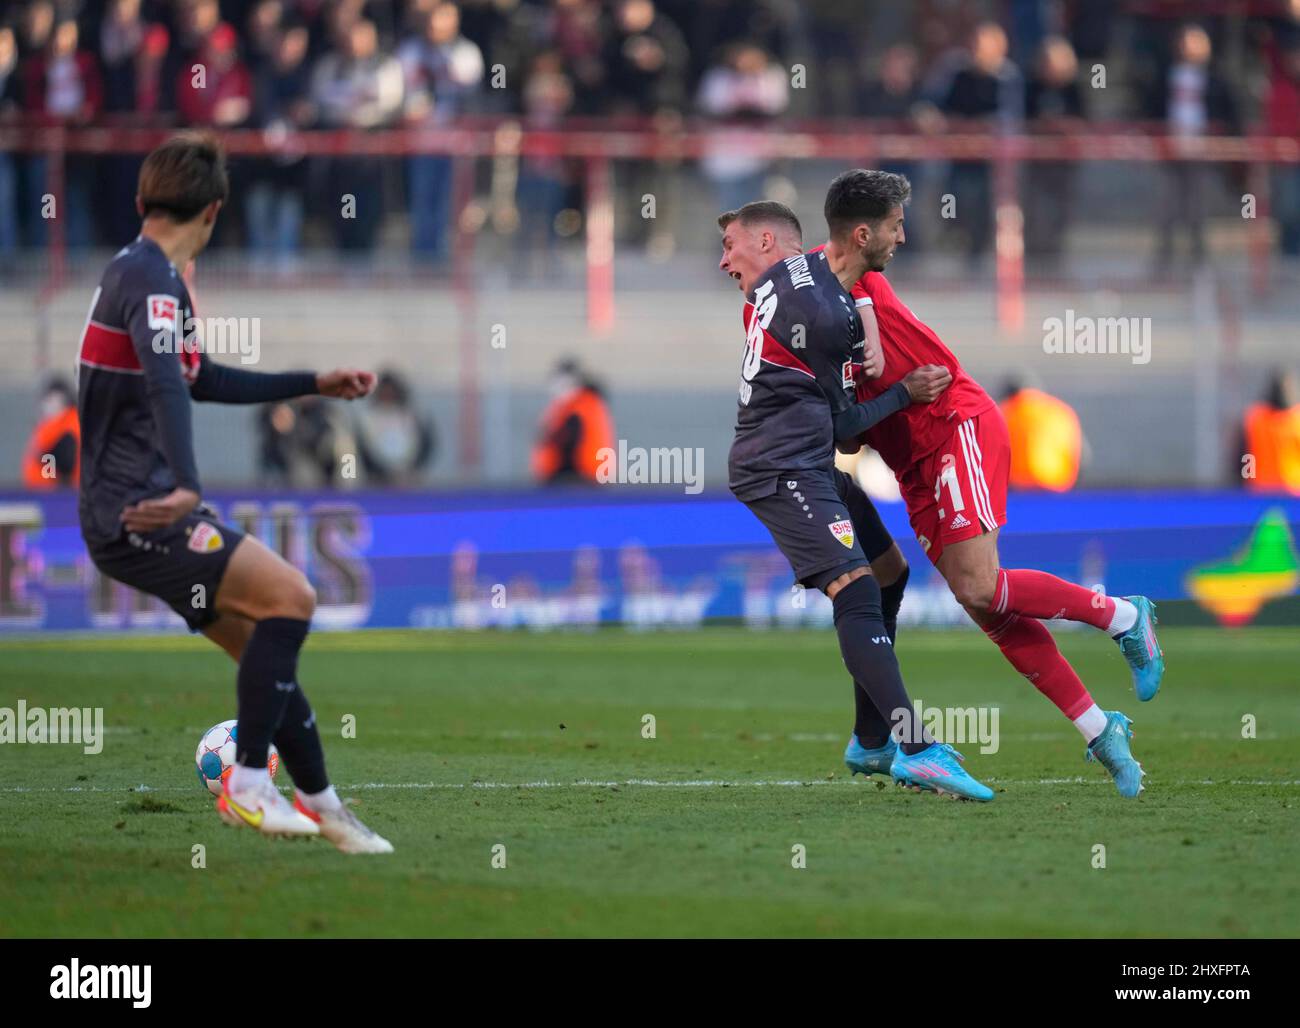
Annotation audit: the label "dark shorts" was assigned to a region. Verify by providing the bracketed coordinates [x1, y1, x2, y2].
[87, 505, 245, 631]
[742, 467, 896, 591]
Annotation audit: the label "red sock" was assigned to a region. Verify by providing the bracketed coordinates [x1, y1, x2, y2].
[993, 568, 1113, 630]
[983, 612, 1095, 720]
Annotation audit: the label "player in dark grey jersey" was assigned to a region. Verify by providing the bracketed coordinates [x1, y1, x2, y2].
[718, 200, 993, 800]
[77, 132, 392, 849]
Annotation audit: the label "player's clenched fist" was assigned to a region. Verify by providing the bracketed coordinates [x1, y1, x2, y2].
[901, 364, 952, 404]
[316, 368, 377, 400]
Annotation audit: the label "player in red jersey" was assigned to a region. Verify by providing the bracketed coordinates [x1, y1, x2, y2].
[824, 169, 1163, 796]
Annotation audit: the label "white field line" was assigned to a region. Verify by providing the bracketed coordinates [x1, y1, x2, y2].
[2, 777, 1298, 794]
[167, 728, 1281, 743]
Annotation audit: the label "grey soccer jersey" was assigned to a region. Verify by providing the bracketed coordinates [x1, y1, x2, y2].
[728, 250, 864, 501]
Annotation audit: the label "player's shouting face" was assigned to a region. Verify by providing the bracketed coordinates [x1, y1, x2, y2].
[717, 206, 802, 295]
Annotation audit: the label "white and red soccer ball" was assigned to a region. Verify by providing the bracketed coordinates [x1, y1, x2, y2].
[195, 719, 279, 796]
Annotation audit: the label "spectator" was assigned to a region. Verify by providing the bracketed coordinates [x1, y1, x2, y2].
[1238, 369, 1300, 493]
[100, 0, 169, 114]
[245, 0, 286, 75]
[353, 370, 436, 486]
[22, 18, 103, 123]
[256, 395, 358, 487]
[999, 377, 1085, 492]
[697, 42, 789, 215]
[99, 0, 170, 245]
[1264, 39, 1300, 258]
[516, 51, 577, 266]
[161, 0, 229, 114]
[176, 24, 252, 127]
[0, 25, 16, 108]
[531, 359, 616, 486]
[603, 0, 689, 254]
[602, 0, 689, 116]
[21, 18, 102, 249]
[246, 24, 313, 269]
[860, 43, 927, 250]
[398, 1, 484, 263]
[668, 0, 791, 86]
[21, 377, 80, 490]
[1147, 23, 1238, 270]
[861, 43, 923, 120]
[540, 0, 607, 114]
[938, 21, 1023, 263]
[310, 17, 404, 251]
[17, 0, 55, 62]
[1024, 35, 1084, 269]
[0, 24, 19, 267]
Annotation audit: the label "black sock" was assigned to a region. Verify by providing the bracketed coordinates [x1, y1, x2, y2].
[833, 576, 931, 756]
[879, 564, 909, 644]
[274, 683, 330, 794]
[235, 617, 310, 769]
[852, 680, 892, 749]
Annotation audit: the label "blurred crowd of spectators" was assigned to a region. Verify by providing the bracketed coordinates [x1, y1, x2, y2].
[3, 0, 1300, 266]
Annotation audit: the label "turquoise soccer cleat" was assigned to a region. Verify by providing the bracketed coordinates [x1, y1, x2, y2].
[1086, 710, 1146, 798]
[1115, 595, 1164, 701]
[890, 742, 994, 802]
[844, 733, 898, 777]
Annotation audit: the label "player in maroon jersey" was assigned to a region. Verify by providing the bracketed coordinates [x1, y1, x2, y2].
[825, 169, 1161, 796]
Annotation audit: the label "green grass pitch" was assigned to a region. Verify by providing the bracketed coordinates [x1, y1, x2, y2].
[1, 626, 1296, 938]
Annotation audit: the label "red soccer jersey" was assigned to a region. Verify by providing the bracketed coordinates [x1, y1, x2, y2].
[851, 271, 994, 473]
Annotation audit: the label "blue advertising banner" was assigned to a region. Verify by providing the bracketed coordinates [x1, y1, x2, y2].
[1, 489, 1297, 633]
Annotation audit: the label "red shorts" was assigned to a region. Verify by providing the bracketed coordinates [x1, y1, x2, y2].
[898, 408, 1010, 565]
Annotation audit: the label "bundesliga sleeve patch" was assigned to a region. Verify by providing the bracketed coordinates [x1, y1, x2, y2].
[842, 361, 855, 388]
[187, 523, 224, 554]
[147, 294, 180, 333]
[828, 518, 855, 548]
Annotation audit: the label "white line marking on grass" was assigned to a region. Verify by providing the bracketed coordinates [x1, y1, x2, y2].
[4, 778, 1300, 794]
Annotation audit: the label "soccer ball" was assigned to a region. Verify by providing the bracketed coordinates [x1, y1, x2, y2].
[195, 719, 279, 796]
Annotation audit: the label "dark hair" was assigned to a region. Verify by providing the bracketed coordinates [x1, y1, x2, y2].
[138, 131, 229, 222]
[824, 169, 911, 237]
[716, 200, 802, 241]
[44, 375, 74, 404]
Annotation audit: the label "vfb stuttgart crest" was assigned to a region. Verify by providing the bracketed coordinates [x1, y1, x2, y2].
[828, 518, 854, 549]
[187, 522, 224, 554]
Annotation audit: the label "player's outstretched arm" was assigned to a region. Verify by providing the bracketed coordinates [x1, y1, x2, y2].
[833, 381, 911, 442]
[832, 364, 951, 443]
[191, 358, 375, 404]
[833, 364, 952, 447]
[315, 368, 377, 400]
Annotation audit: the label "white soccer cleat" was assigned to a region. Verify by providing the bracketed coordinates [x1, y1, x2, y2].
[294, 795, 394, 854]
[217, 779, 320, 837]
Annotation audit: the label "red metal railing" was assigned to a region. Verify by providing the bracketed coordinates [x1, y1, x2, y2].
[4, 116, 1298, 332]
